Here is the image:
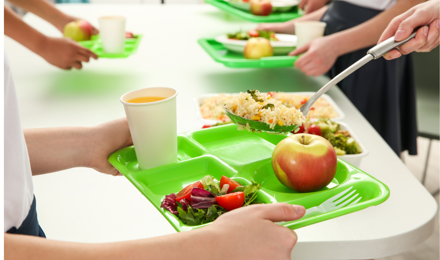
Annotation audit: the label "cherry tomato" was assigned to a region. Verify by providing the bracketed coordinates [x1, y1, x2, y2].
[202, 125, 211, 129]
[125, 32, 134, 38]
[248, 29, 259, 37]
[216, 192, 245, 211]
[294, 124, 305, 134]
[308, 124, 322, 136]
[220, 176, 242, 193]
[175, 181, 204, 203]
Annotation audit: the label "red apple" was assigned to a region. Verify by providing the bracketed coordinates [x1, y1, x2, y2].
[63, 20, 92, 41]
[244, 37, 273, 59]
[250, 0, 272, 16]
[272, 134, 337, 192]
[125, 32, 135, 38]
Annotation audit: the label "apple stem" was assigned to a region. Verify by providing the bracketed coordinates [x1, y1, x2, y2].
[302, 135, 305, 145]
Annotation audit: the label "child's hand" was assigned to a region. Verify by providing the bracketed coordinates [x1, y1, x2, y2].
[290, 36, 339, 77]
[38, 37, 98, 70]
[57, 15, 99, 35]
[207, 203, 305, 259]
[299, 0, 330, 14]
[86, 118, 133, 176]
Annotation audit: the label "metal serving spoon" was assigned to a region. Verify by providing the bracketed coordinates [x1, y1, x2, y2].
[300, 32, 417, 117]
[227, 32, 417, 133]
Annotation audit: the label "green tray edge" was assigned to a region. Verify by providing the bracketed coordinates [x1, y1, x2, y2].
[205, 0, 302, 22]
[198, 38, 298, 68]
[78, 34, 143, 58]
[108, 126, 390, 232]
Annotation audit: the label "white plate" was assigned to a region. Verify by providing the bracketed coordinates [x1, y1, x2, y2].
[194, 91, 345, 125]
[227, 0, 299, 12]
[335, 121, 369, 168]
[215, 34, 297, 55]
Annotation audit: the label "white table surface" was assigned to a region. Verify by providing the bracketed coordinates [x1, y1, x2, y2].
[4, 4, 438, 260]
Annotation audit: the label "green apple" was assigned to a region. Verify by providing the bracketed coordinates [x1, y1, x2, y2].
[244, 37, 273, 59]
[272, 134, 337, 192]
[63, 20, 92, 42]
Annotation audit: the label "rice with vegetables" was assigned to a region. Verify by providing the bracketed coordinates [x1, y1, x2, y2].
[200, 94, 233, 122]
[270, 92, 339, 119]
[224, 90, 305, 129]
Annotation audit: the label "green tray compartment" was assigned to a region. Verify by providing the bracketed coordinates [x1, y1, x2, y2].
[205, 0, 302, 23]
[191, 125, 287, 166]
[109, 124, 390, 232]
[78, 35, 142, 58]
[198, 38, 298, 68]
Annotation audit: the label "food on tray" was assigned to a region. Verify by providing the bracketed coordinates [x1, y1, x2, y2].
[244, 38, 273, 59]
[161, 175, 262, 225]
[200, 94, 234, 122]
[64, 20, 93, 41]
[126, 96, 165, 103]
[250, 0, 273, 16]
[302, 119, 362, 155]
[269, 92, 339, 119]
[125, 32, 135, 38]
[227, 29, 278, 41]
[272, 133, 337, 192]
[199, 92, 338, 123]
[202, 122, 233, 129]
[224, 90, 305, 130]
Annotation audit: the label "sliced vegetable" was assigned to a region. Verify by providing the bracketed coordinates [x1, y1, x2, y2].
[191, 188, 217, 209]
[220, 176, 242, 193]
[248, 29, 259, 37]
[308, 124, 322, 136]
[175, 181, 204, 203]
[216, 192, 245, 211]
[161, 194, 178, 215]
[201, 175, 221, 195]
[202, 125, 211, 129]
[232, 180, 262, 206]
[179, 198, 190, 212]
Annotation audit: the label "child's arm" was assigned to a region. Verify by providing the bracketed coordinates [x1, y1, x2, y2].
[24, 118, 131, 176]
[256, 5, 328, 34]
[5, 6, 97, 70]
[6, 0, 98, 34]
[5, 203, 305, 260]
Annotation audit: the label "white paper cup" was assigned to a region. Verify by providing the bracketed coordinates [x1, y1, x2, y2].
[99, 16, 126, 53]
[121, 87, 178, 170]
[295, 21, 326, 48]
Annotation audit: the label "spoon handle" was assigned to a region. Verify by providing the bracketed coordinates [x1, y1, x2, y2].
[367, 32, 417, 59]
[300, 32, 417, 117]
[300, 54, 373, 117]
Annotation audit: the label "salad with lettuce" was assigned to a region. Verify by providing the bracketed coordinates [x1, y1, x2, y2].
[161, 175, 262, 226]
[227, 29, 278, 41]
[298, 119, 363, 155]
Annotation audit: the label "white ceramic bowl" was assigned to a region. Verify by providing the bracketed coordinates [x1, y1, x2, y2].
[335, 121, 369, 168]
[194, 92, 345, 125]
[215, 34, 297, 55]
[227, 0, 299, 12]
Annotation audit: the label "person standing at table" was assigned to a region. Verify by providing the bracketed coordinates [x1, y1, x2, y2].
[4, 0, 98, 70]
[258, 0, 423, 156]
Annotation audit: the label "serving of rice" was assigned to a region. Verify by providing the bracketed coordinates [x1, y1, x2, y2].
[200, 94, 233, 122]
[270, 92, 339, 119]
[224, 90, 305, 129]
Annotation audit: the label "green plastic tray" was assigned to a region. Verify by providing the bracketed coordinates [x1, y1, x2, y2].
[198, 38, 298, 68]
[206, 0, 302, 22]
[109, 124, 390, 232]
[78, 35, 142, 58]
